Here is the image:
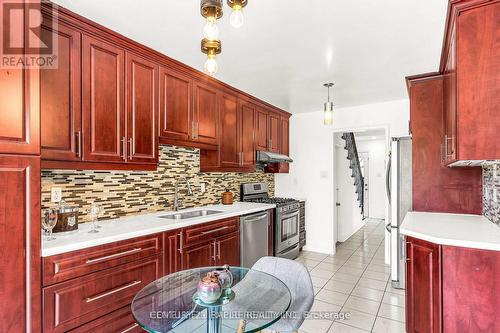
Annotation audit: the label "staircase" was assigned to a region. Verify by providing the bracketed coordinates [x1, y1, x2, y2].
[341, 132, 365, 216]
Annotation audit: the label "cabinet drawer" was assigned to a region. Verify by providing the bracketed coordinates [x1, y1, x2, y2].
[68, 305, 141, 333]
[43, 256, 162, 333]
[43, 233, 162, 286]
[184, 217, 239, 246]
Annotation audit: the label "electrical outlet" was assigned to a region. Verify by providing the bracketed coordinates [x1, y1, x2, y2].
[51, 187, 62, 203]
[200, 182, 206, 194]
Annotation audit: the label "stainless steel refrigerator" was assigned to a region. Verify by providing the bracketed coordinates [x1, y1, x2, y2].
[386, 137, 412, 289]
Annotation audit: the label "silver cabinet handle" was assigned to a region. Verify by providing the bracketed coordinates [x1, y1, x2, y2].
[86, 280, 142, 303]
[129, 137, 134, 160]
[76, 131, 82, 158]
[212, 241, 217, 262]
[85, 248, 143, 264]
[120, 323, 139, 333]
[121, 137, 127, 161]
[217, 241, 221, 261]
[178, 232, 183, 254]
[201, 226, 230, 235]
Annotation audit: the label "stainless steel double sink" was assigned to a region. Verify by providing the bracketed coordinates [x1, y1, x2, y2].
[159, 209, 224, 220]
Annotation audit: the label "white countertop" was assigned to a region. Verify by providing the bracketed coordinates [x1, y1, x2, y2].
[42, 202, 275, 257]
[400, 211, 500, 251]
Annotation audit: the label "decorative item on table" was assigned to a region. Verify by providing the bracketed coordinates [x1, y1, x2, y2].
[196, 272, 222, 304]
[52, 200, 79, 233]
[88, 203, 103, 234]
[42, 208, 58, 241]
[222, 189, 234, 205]
[213, 265, 233, 295]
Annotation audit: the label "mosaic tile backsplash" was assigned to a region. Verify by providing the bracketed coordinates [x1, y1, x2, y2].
[483, 163, 500, 226]
[42, 145, 274, 223]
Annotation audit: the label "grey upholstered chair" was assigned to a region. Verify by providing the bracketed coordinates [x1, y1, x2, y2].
[252, 256, 314, 333]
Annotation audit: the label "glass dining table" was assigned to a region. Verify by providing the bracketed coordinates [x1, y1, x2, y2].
[131, 267, 292, 333]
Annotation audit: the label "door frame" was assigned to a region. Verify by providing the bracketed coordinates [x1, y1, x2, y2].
[332, 125, 390, 264]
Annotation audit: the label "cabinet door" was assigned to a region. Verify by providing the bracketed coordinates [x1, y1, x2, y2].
[216, 232, 240, 267]
[280, 116, 290, 173]
[268, 112, 280, 153]
[406, 237, 442, 333]
[219, 92, 240, 168]
[0, 1, 39, 155]
[255, 108, 269, 151]
[456, 2, 500, 161]
[41, 20, 82, 161]
[442, 246, 500, 333]
[68, 306, 141, 333]
[164, 230, 182, 275]
[183, 241, 214, 270]
[82, 35, 125, 163]
[159, 67, 192, 141]
[0, 155, 41, 333]
[443, 28, 457, 165]
[126, 53, 158, 164]
[240, 101, 256, 168]
[193, 82, 218, 146]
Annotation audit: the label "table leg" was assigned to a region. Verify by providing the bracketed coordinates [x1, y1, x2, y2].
[207, 306, 222, 333]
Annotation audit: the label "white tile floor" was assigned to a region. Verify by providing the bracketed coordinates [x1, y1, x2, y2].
[295, 219, 406, 333]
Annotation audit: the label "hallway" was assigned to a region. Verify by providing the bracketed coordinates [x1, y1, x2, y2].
[296, 219, 406, 333]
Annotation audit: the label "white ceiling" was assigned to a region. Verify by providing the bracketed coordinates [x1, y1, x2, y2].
[52, 0, 448, 113]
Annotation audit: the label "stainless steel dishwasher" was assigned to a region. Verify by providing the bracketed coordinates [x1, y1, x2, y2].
[240, 210, 269, 268]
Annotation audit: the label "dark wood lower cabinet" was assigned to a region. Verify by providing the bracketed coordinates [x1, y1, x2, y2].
[68, 306, 141, 333]
[0, 155, 41, 333]
[43, 256, 162, 333]
[217, 231, 240, 266]
[406, 236, 442, 333]
[41, 216, 242, 331]
[406, 237, 500, 333]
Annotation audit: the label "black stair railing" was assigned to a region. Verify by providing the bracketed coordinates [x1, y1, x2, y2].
[341, 132, 365, 216]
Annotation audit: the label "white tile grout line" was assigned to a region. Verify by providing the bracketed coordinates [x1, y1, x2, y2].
[298, 218, 392, 333]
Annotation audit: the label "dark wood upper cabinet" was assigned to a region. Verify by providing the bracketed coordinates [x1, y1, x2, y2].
[193, 82, 219, 146]
[281, 116, 290, 157]
[41, 20, 82, 161]
[255, 108, 269, 151]
[0, 155, 41, 333]
[126, 53, 158, 164]
[0, 3, 40, 156]
[159, 67, 192, 142]
[406, 236, 442, 333]
[219, 92, 240, 168]
[82, 35, 126, 163]
[441, 1, 500, 164]
[240, 100, 256, 168]
[268, 112, 281, 153]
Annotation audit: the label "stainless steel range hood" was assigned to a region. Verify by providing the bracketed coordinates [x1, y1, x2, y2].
[257, 151, 293, 164]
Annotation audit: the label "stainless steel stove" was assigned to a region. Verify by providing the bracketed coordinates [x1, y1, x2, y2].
[241, 182, 300, 260]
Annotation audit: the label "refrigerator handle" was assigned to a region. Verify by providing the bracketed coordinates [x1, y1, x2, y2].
[385, 151, 392, 202]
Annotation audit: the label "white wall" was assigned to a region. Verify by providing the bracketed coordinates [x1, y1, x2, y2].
[275, 99, 409, 255]
[335, 146, 364, 242]
[356, 139, 387, 219]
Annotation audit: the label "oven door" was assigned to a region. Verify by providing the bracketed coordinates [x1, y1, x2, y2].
[275, 209, 300, 254]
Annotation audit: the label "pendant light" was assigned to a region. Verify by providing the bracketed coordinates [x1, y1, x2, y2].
[200, 0, 223, 75]
[199, 0, 250, 74]
[323, 83, 334, 126]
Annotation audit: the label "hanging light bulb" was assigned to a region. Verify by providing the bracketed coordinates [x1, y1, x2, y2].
[227, 0, 247, 28]
[204, 54, 218, 75]
[203, 19, 220, 40]
[230, 7, 244, 28]
[201, 39, 221, 76]
[323, 83, 335, 126]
